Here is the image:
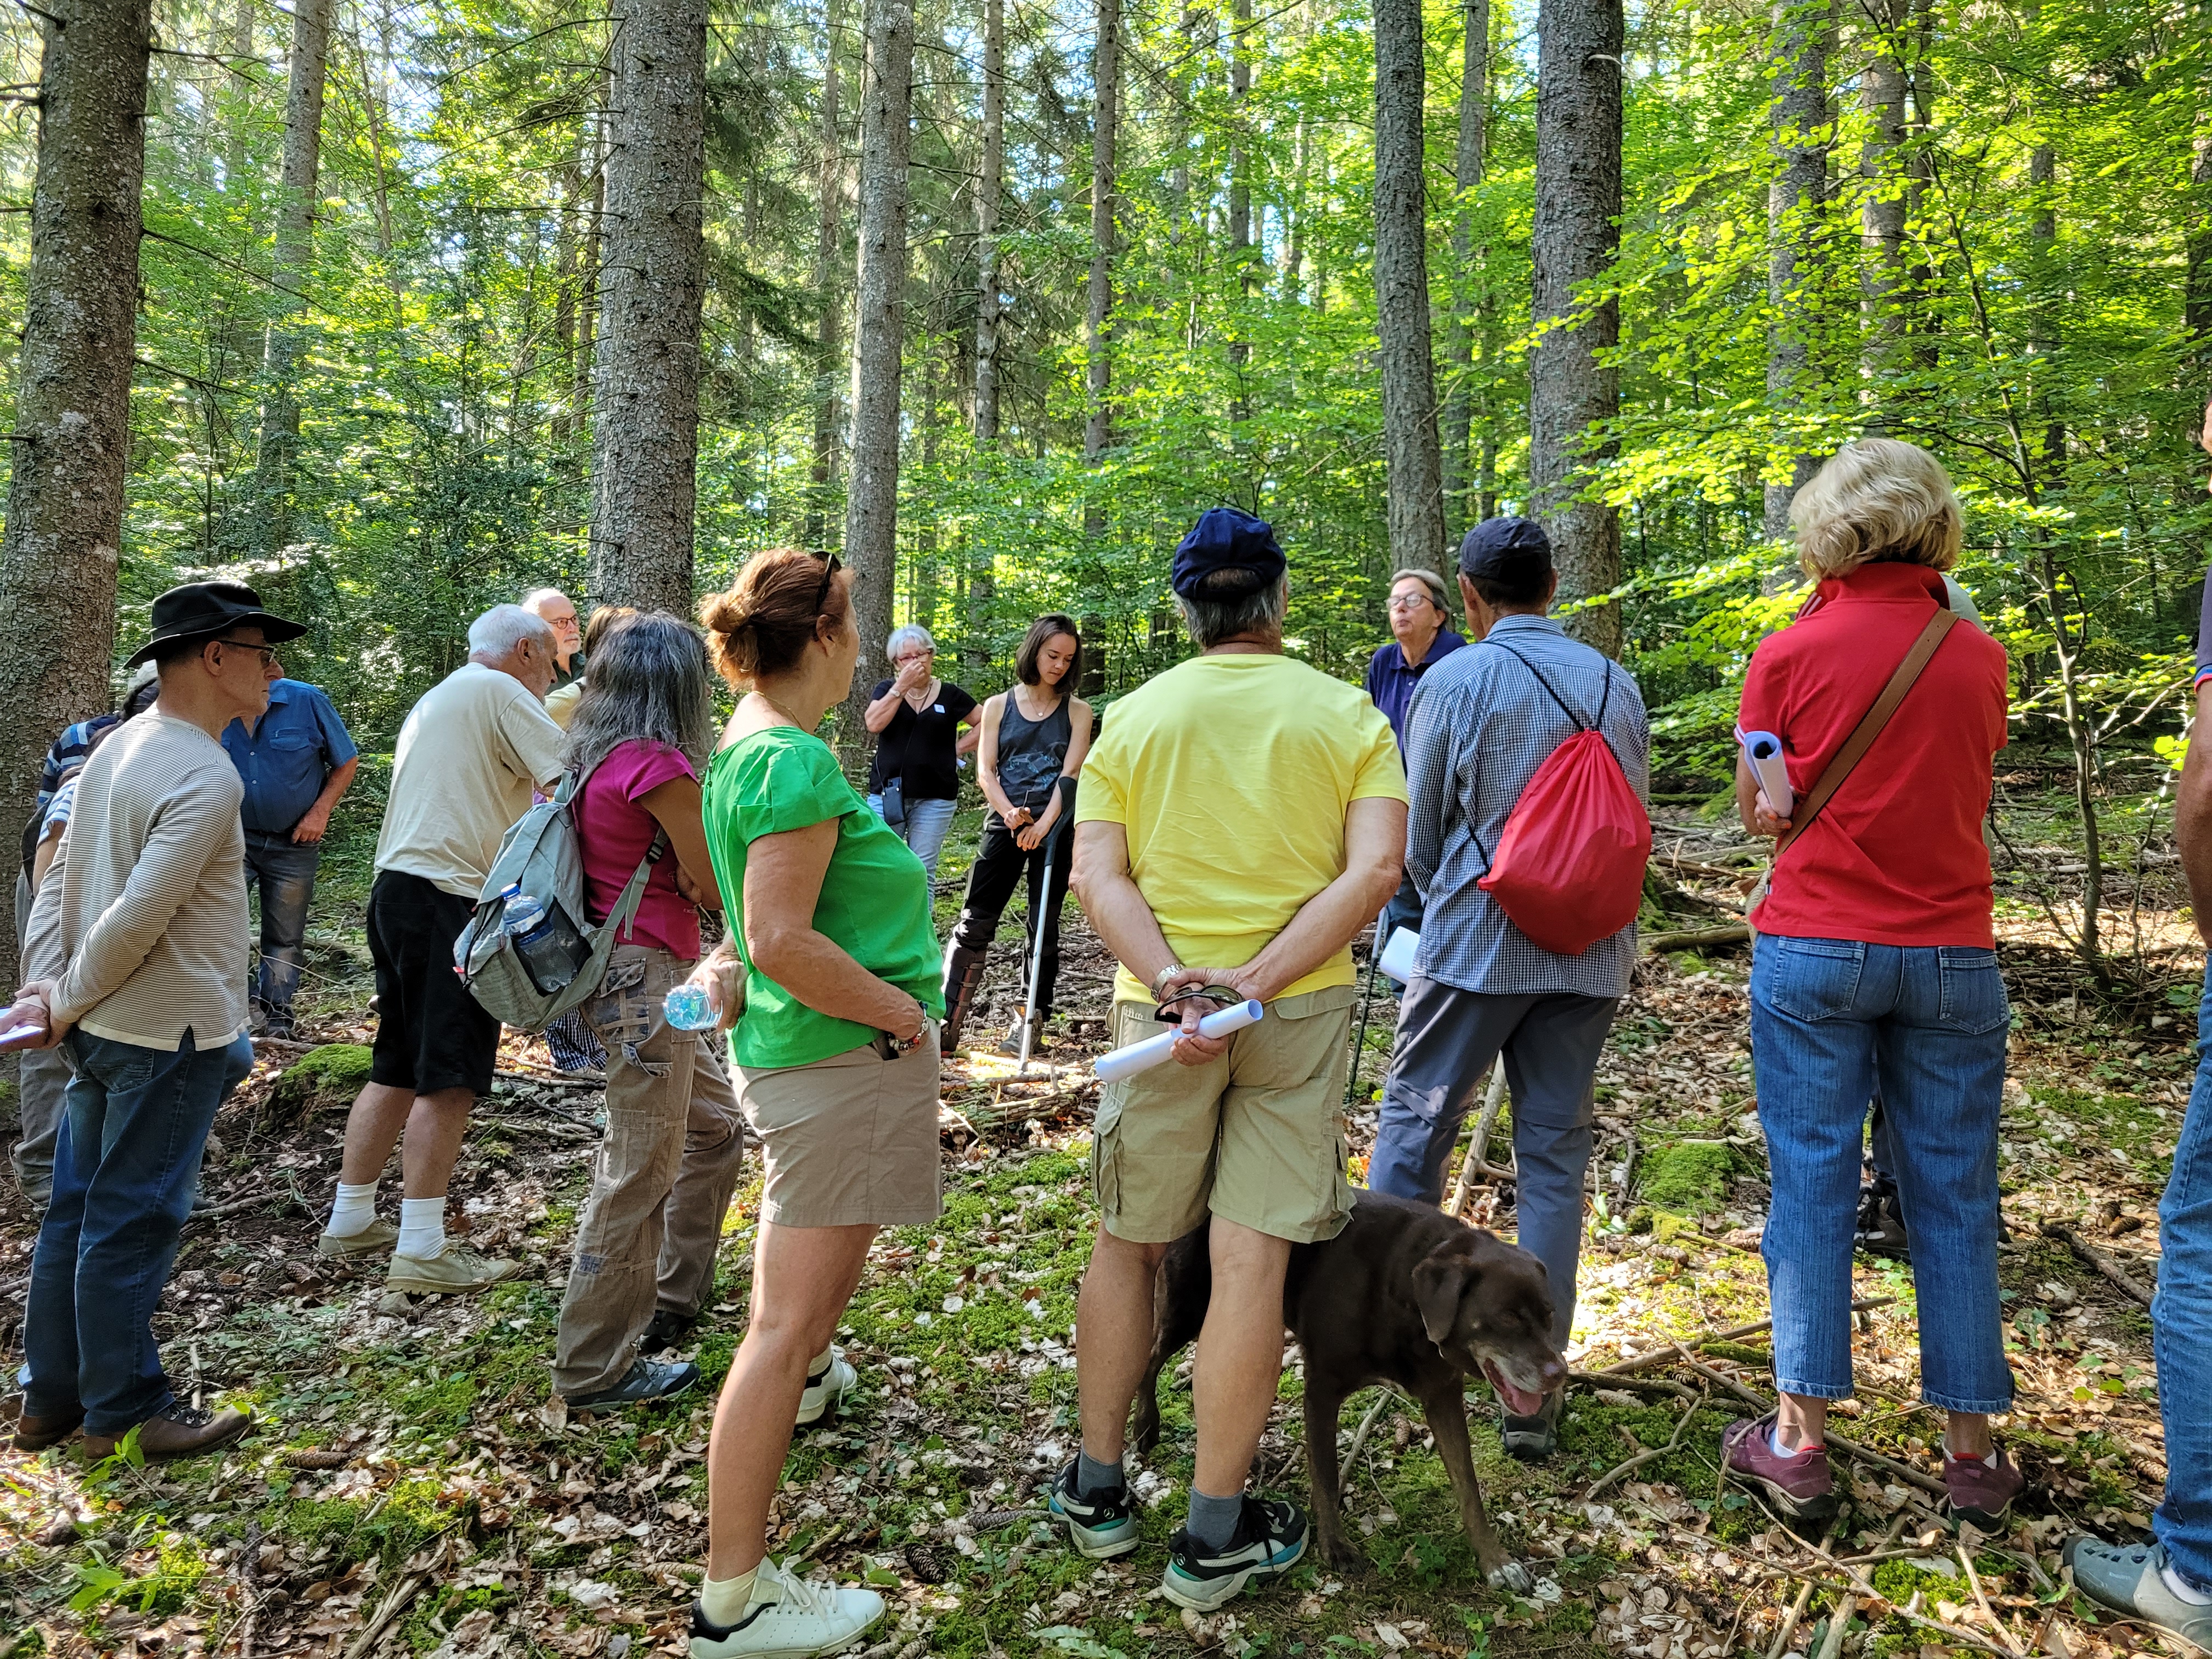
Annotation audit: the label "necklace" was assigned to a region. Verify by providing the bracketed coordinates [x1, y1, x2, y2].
[750, 690, 809, 729]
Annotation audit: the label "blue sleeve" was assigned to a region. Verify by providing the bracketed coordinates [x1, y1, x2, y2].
[2198, 568, 2212, 689]
[1363, 647, 1384, 707]
[310, 689, 359, 765]
[1402, 676, 1453, 899]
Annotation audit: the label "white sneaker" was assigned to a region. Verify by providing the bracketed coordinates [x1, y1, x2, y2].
[688, 1558, 885, 1657]
[795, 1351, 855, 1426]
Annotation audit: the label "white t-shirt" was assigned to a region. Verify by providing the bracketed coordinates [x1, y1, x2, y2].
[374, 662, 565, 897]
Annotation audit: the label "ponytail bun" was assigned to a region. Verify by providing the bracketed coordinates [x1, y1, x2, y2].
[700, 549, 848, 685]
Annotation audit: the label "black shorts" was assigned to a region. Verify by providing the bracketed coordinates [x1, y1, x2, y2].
[366, 869, 503, 1097]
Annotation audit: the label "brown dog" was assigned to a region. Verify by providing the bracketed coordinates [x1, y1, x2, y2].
[1130, 1190, 1564, 1591]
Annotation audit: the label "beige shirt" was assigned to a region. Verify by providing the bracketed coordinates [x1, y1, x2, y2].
[375, 661, 566, 897]
[27, 713, 250, 1051]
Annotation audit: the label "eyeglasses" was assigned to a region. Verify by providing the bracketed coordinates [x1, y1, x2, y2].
[1387, 594, 1435, 614]
[814, 552, 841, 615]
[212, 637, 279, 667]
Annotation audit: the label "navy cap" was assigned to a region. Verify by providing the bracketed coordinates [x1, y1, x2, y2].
[1171, 507, 1287, 600]
[1456, 515, 1551, 582]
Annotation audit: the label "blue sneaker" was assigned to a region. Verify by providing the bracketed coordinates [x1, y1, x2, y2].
[1161, 1496, 1308, 1611]
[1048, 1458, 1141, 1559]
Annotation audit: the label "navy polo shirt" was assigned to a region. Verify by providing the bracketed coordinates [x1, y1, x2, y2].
[222, 679, 359, 836]
[1364, 627, 1468, 751]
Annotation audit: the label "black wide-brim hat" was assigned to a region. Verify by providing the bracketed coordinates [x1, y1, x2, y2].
[125, 580, 307, 668]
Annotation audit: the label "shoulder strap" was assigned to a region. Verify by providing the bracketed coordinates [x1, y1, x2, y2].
[1775, 606, 1957, 860]
[1481, 637, 1591, 732]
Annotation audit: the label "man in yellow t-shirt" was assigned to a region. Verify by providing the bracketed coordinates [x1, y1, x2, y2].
[1054, 507, 1407, 1611]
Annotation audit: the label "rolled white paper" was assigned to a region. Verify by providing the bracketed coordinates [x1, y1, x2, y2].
[1093, 998, 1265, 1082]
[1740, 730, 1793, 820]
[1378, 926, 1420, 984]
[0, 1022, 47, 1051]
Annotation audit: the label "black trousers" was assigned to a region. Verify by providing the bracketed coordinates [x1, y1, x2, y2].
[951, 814, 1074, 1019]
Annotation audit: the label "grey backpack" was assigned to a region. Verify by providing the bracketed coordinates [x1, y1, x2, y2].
[452, 755, 667, 1032]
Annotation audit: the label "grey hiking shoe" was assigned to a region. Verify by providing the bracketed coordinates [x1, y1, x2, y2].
[1502, 1389, 1563, 1462]
[385, 1244, 520, 1296]
[2067, 1538, 2212, 1648]
[317, 1217, 399, 1259]
[1048, 1458, 1141, 1560]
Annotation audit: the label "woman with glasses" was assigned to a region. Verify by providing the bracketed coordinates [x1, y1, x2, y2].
[682, 550, 943, 1658]
[860, 624, 981, 884]
[1362, 568, 1467, 966]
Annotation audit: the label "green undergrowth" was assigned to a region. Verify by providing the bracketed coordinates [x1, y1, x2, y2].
[1636, 1141, 1742, 1216]
[266, 1043, 374, 1120]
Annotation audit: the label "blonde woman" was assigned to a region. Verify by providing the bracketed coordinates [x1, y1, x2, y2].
[1723, 439, 2021, 1528]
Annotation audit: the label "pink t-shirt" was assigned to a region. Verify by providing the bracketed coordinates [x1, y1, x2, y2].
[577, 740, 701, 960]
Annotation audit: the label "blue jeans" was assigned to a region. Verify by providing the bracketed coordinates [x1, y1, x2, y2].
[1749, 933, 2013, 1412]
[866, 793, 957, 886]
[21, 1028, 255, 1434]
[2154, 964, 2212, 1588]
[244, 829, 321, 1012]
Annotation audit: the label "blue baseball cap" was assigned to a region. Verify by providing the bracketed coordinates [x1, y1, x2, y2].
[1456, 515, 1551, 583]
[1171, 507, 1288, 600]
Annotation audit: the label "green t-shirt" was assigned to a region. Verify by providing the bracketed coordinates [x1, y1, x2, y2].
[702, 725, 945, 1070]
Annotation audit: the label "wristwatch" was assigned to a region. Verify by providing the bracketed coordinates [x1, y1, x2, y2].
[1150, 962, 1190, 1002]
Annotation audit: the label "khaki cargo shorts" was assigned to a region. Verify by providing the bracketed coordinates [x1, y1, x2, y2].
[1091, 985, 1356, 1245]
[736, 1026, 944, 1229]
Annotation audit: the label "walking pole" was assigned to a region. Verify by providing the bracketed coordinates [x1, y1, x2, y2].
[1015, 820, 1064, 1079]
[1344, 901, 1390, 1110]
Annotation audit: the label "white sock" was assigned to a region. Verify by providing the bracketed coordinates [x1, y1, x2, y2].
[1943, 1436, 1998, 1468]
[1772, 1424, 1822, 1458]
[2162, 1564, 2212, 1607]
[326, 1181, 378, 1238]
[397, 1197, 447, 1260]
[806, 1344, 834, 1381]
[701, 1565, 763, 1625]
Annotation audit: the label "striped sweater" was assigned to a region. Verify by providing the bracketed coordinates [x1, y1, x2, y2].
[26, 712, 250, 1051]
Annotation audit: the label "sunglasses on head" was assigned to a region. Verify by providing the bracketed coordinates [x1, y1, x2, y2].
[814, 552, 841, 614]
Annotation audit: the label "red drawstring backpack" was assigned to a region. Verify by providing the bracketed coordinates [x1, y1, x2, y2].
[1473, 642, 1651, 956]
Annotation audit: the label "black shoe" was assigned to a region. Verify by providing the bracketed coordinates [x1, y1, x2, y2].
[1048, 1459, 1141, 1559]
[640, 1308, 700, 1355]
[563, 1359, 700, 1410]
[1855, 1183, 1910, 1260]
[1161, 1496, 1308, 1611]
[1502, 1390, 1562, 1462]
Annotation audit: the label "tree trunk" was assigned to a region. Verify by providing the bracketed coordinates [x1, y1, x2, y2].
[1374, 0, 1447, 575]
[974, 0, 1003, 447]
[252, 0, 335, 560]
[551, 145, 582, 451]
[1762, 0, 1826, 545]
[834, 0, 916, 752]
[224, 0, 253, 188]
[2029, 139, 2063, 480]
[1858, 0, 1905, 420]
[1084, 0, 1120, 487]
[1227, 0, 1251, 420]
[1442, 0, 1489, 534]
[1530, 0, 1623, 653]
[575, 86, 608, 453]
[0, 0, 153, 991]
[807, 0, 847, 550]
[588, 0, 709, 616]
[2187, 112, 2210, 384]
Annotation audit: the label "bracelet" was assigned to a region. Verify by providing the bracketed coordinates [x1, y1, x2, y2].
[1150, 962, 1189, 1001]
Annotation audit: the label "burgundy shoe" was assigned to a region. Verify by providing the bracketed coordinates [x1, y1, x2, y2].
[1943, 1448, 2024, 1529]
[12, 1407, 84, 1451]
[1723, 1413, 1837, 1519]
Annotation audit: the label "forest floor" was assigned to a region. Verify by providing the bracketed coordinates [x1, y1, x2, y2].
[0, 789, 2199, 1659]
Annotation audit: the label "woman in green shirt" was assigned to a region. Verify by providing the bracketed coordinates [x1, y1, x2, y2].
[680, 548, 944, 1658]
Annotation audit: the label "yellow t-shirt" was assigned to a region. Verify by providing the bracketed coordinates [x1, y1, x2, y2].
[1075, 653, 1407, 1004]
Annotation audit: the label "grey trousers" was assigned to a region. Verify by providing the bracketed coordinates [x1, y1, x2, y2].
[1368, 975, 1620, 1347]
[10, 870, 70, 1207]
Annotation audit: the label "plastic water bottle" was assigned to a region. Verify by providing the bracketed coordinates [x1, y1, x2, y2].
[500, 885, 586, 995]
[663, 983, 716, 1031]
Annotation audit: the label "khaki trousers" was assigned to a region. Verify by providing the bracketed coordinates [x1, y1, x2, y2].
[552, 944, 747, 1397]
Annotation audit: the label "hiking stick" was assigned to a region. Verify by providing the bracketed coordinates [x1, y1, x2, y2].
[1344, 902, 1389, 1110]
[1015, 820, 1065, 1079]
[1448, 1059, 1509, 1217]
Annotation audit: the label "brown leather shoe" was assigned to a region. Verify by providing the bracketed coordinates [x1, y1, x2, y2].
[12, 1407, 84, 1451]
[81, 1402, 252, 1463]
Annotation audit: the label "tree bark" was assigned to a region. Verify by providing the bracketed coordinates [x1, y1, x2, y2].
[1442, 0, 1490, 534]
[0, 0, 153, 990]
[1762, 0, 1826, 544]
[1858, 0, 1905, 420]
[835, 0, 916, 752]
[1084, 0, 1120, 483]
[974, 0, 1003, 447]
[807, 0, 847, 549]
[2190, 114, 2212, 386]
[575, 81, 608, 455]
[1227, 0, 1252, 420]
[224, 0, 253, 189]
[2029, 139, 2063, 480]
[252, 0, 335, 559]
[589, 0, 709, 617]
[1374, 0, 1447, 575]
[1531, 0, 1623, 653]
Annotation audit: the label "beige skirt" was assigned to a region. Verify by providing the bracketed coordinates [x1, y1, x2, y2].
[736, 1025, 944, 1228]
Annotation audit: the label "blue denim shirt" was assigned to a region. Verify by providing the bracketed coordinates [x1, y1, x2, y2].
[221, 679, 358, 836]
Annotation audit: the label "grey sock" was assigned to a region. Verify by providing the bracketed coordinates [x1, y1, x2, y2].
[1186, 1486, 1245, 1553]
[1075, 1449, 1123, 1500]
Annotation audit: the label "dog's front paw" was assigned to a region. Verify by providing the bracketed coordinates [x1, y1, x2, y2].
[1485, 1560, 1533, 1595]
[1319, 1534, 1368, 1574]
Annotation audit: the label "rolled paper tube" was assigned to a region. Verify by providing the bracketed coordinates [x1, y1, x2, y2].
[1378, 927, 1420, 984]
[0, 1020, 48, 1051]
[1093, 999, 1265, 1082]
[1740, 730, 1794, 820]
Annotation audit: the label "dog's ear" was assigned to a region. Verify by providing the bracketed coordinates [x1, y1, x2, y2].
[1412, 1238, 1476, 1346]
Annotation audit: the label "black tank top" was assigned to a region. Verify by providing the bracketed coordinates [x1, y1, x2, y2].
[995, 689, 1074, 814]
